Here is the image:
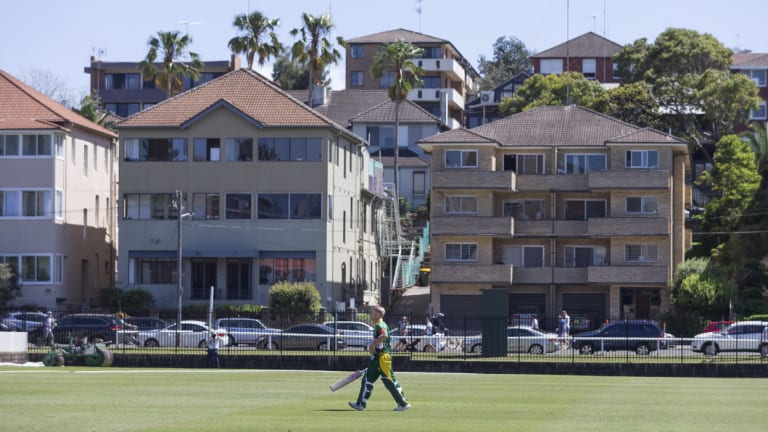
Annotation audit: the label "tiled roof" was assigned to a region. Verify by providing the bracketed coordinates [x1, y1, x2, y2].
[533, 32, 622, 58]
[732, 52, 768, 68]
[0, 69, 116, 137]
[116, 69, 343, 130]
[350, 99, 440, 124]
[372, 147, 430, 168]
[347, 28, 447, 44]
[418, 127, 497, 144]
[315, 90, 391, 127]
[473, 106, 685, 147]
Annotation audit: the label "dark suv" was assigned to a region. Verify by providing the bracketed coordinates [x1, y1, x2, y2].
[29, 314, 137, 346]
[573, 320, 666, 355]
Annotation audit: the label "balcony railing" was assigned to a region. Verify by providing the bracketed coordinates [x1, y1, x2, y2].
[431, 264, 514, 284]
[407, 87, 464, 108]
[509, 265, 669, 284]
[516, 217, 668, 237]
[431, 216, 514, 236]
[414, 58, 466, 81]
[588, 170, 669, 189]
[432, 170, 515, 190]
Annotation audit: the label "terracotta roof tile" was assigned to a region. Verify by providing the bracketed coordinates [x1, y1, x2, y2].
[0, 69, 116, 137]
[418, 127, 497, 144]
[732, 52, 768, 68]
[533, 32, 622, 58]
[116, 69, 341, 129]
[350, 99, 440, 124]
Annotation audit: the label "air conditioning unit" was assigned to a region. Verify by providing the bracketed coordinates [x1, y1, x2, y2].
[479, 90, 495, 105]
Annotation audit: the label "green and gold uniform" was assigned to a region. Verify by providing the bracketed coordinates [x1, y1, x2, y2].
[354, 318, 408, 408]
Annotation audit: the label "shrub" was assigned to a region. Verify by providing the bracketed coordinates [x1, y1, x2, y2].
[268, 281, 321, 326]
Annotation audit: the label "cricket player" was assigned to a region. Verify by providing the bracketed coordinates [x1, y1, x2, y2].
[349, 305, 410, 412]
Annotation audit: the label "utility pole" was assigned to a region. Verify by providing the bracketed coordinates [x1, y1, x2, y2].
[175, 190, 184, 348]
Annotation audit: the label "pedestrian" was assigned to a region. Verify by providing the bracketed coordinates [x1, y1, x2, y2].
[205, 329, 224, 368]
[562, 310, 571, 336]
[349, 305, 410, 412]
[763, 324, 768, 357]
[425, 316, 434, 336]
[556, 312, 568, 342]
[531, 314, 539, 330]
[43, 311, 56, 348]
[431, 312, 447, 335]
[397, 315, 409, 334]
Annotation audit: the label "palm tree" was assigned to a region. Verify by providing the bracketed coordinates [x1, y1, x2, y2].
[370, 39, 424, 200]
[139, 31, 203, 97]
[228, 11, 283, 70]
[741, 121, 768, 188]
[290, 13, 345, 91]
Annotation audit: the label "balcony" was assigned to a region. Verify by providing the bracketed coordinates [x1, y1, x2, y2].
[586, 217, 668, 236]
[513, 267, 553, 284]
[414, 58, 466, 82]
[407, 87, 464, 109]
[432, 216, 513, 237]
[431, 264, 513, 284]
[432, 169, 515, 190]
[516, 174, 588, 191]
[588, 170, 669, 189]
[587, 265, 669, 284]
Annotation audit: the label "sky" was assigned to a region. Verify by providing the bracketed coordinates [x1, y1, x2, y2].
[1, 0, 767, 103]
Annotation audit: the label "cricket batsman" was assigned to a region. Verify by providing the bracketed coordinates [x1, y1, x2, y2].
[348, 305, 410, 412]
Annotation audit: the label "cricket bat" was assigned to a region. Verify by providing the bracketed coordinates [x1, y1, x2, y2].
[329, 368, 366, 392]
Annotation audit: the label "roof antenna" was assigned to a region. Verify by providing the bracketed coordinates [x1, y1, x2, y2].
[414, 0, 422, 33]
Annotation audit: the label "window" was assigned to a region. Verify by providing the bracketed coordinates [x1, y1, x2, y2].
[193, 72, 221, 86]
[378, 71, 395, 88]
[192, 193, 219, 220]
[55, 190, 63, 219]
[625, 244, 658, 262]
[83, 145, 88, 176]
[95, 195, 100, 227]
[0, 134, 20, 157]
[124, 138, 187, 162]
[105, 103, 141, 117]
[742, 69, 767, 87]
[565, 154, 606, 173]
[750, 101, 767, 120]
[123, 193, 181, 220]
[503, 246, 544, 267]
[191, 259, 217, 300]
[225, 138, 253, 161]
[540, 59, 563, 75]
[612, 62, 621, 80]
[582, 58, 596, 79]
[503, 154, 545, 174]
[445, 150, 477, 168]
[225, 193, 252, 219]
[257, 193, 321, 219]
[226, 259, 252, 300]
[134, 258, 175, 284]
[105, 73, 140, 89]
[193, 138, 221, 161]
[366, 126, 395, 147]
[54, 255, 63, 283]
[258, 138, 322, 161]
[22, 134, 52, 156]
[0, 191, 20, 216]
[351, 71, 364, 87]
[150, 193, 178, 219]
[503, 200, 544, 220]
[259, 253, 317, 284]
[291, 194, 322, 219]
[413, 172, 426, 196]
[444, 196, 478, 214]
[350, 44, 364, 58]
[626, 150, 659, 169]
[258, 193, 289, 219]
[54, 135, 64, 158]
[93, 145, 98, 172]
[626, 196, 658, 214]
[564, 246, 606, 267]
[328, 194, 333, 220]
[3, 190, 53, 217]
[21, 255, 51, 282]
[565, 200, 606, 220]
[422, 47, 441, 58]
[421, 76, 441, 88]
[445, 243, 478, 261]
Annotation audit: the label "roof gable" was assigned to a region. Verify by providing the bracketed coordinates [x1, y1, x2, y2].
[347, 28, 447, 44]
[180, 99, 265, 130]
[350, 99, 440, 124]
[533, 32, 622, 59]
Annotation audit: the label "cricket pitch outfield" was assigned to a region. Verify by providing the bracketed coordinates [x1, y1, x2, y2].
[1, 367, 765, 432]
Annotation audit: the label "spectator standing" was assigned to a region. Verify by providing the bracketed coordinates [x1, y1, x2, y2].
[425, 316, 433, 336]
[43, 312, 56, 348]
[206, 330, 224, 368]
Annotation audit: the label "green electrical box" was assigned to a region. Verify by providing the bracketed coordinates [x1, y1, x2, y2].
[481, 288, 510, 357]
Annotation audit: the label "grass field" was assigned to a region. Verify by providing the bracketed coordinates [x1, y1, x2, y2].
[1, 366, 766, 432]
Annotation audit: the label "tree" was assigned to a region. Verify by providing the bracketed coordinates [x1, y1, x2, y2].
[740, 121, 768, 186]
[268, 281, 321, 327]
[670, 257, 735, 320]
[697, 134, 761, 258]
[19, 68, 78, 108]
[138, 31, 203, 97]
[271, 53, 332, 90]
[371, 39, 424, 200]
[0, 263, 21, 306]
[591, 82, 661, 129]
[290, 12, 345, 91]
[477, 35, 533, 90]
[613, 28, 760, 157]
[228, 10, 283, 70]
[498, 72, 604, 115]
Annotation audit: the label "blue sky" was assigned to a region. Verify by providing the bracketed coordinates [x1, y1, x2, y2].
[1, 0, 766, 100]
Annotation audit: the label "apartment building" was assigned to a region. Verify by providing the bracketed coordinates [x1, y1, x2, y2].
[345, 28, 480, 129]
[0, 69, 118, 309]
[732, 52, 768, 130]
[84, 55, 240, 118]
[419, 106, 690, 328]
[531, 32, 623, 86]
[115, 69, 382, 308]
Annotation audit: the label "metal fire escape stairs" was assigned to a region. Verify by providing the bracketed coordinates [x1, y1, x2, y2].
[379, 189, 428, 291]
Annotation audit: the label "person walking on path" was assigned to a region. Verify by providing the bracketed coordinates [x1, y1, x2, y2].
[349, 305, 410, 412]
[43, 311, 56, 348]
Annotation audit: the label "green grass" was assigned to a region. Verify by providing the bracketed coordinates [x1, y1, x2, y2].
[1, 367, 766, 432]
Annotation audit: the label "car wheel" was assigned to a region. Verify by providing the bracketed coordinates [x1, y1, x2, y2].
[471, 343, 483, 354]
[144, 339, 160, 348]
[423, 344, 436, 352]
[760, 344, 768, 357]
[317, 342, 329, 351]
[263, 341, 279, 350]
[578, 343, 594, 355]
[529, 344, 545, 355]
[703, 343, 719, 356]
[635, 343, 651, 356]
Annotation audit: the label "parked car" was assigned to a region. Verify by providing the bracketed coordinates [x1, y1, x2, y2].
[1, 311, 47, 331]
[463, 326, 561, 355]
[124, 317, 168, 331]
[256, 324, 345, 351]
[389, 324, 448, 352]
[323, 320, 373, 347]
[691, 321, 768, 356]
[214, 317, 280, 346]
[572, 320, 666, 355]
[702, 320, 735, 334]
[569, 311, 595, 331]
[28, 313, 138, 346]
[136, 320, 230, 348]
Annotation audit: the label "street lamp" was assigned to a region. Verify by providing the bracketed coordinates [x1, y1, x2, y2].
[175, 190, 192, 348]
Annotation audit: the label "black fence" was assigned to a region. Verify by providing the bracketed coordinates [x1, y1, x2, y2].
[4, 309, 768, 366]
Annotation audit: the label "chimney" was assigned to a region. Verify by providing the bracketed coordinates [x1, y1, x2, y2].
[311, 86, 328, 107]
[230, 54, 241, 71]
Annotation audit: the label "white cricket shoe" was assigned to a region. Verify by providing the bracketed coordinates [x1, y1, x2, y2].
[393, 403, 411, 411]
[348, 401, 366, 411]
